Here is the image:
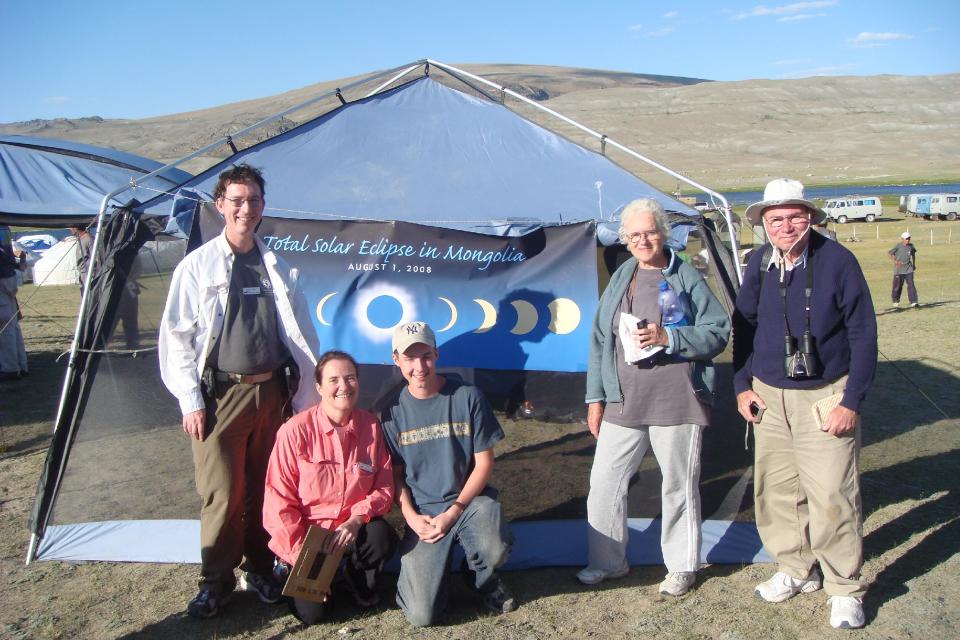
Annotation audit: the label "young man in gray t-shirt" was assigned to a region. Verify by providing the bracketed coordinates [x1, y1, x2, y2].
[380, 321, 516, 626]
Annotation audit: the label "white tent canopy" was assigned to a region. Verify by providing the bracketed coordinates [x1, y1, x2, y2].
[31, 237, 81, 286]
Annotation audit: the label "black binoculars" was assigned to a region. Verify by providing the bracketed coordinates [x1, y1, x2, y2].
[784, 332, 820, 379]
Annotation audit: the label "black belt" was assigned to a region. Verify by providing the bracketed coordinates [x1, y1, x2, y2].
[214, 370, 274, 384]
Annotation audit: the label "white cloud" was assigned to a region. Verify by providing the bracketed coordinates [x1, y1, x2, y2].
[849, 31, 913, 48]
[772, 58, 813, 66]
[782, 63, 860, 78]
[647, 26, 675, 37]
[734, 1, 837, 20]
[627, 23, 675, 37]
[777, 12, 826, 22]
[43, 96, 72, 105]
[663, 11, 679, 18]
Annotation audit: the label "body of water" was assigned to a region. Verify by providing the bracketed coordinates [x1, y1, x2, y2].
[692, 183, 960, 206]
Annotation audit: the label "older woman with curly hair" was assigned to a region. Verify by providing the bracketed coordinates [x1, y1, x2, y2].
[578, 198, 730, 596]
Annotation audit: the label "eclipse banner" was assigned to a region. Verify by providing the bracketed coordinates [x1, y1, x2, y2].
[256, 218, 598, 372]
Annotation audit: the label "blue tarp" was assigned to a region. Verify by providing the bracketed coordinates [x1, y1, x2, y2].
[138, 77, 696, 242]
[0, 135, 192, 226]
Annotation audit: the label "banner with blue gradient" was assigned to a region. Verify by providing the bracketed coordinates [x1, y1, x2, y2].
[256, 218, 598, 372]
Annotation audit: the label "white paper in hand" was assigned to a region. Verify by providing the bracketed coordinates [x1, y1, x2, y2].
[619, 312, 663, 364]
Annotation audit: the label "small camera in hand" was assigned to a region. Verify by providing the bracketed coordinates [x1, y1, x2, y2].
[784, 332, 820, 379]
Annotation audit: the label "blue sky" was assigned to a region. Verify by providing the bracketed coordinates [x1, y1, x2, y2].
[2, 0, 956, 122]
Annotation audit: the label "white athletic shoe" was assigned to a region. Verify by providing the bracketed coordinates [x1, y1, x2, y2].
[658, 571, 695, 596]
[576, 562, 629, 585]
[754, 571, 822, 603]
[829, 596, 865, 629]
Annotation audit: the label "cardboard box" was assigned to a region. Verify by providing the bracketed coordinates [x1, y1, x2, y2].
[281, 526, 345, 604]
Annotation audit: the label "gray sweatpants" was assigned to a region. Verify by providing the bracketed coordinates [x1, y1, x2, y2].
[586, 421, 704, 574]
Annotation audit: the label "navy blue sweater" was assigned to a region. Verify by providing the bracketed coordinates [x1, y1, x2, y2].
[732, 232, 877, 412]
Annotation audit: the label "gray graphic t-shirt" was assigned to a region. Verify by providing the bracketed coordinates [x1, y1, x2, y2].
[380, 377, 504, 516]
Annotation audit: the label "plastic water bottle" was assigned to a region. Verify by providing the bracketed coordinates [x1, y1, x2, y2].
[658, 281, 688, 328]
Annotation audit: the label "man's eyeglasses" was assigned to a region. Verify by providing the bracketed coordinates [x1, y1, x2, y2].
[221, 197, 263, 208]
[622, 230, 661, 244]
[764, 214, 810, 229]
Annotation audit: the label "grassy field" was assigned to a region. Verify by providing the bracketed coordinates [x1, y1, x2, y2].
[1, 207, 958, 638]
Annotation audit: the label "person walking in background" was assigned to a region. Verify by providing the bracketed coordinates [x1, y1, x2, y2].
[888, 231, 918, 308]
[733, 178, 877, 630]
[159, 164, 319, 618]
[0, 227, 28, 380]
[69, 224, 93, 287]
[579, 198, 730, 597]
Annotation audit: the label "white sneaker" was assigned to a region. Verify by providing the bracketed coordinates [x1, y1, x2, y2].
[754, 571, 822, 603]
[829, 596, 865, 629]
[658, 571, 695, 596]
[576, 562, 629, 585]
[892, 301, 900, 308]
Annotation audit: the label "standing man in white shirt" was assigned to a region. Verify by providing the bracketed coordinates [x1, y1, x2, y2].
[159, 164, 318, 618]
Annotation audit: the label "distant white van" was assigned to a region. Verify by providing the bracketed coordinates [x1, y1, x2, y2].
[823, 196, 882, 223]
[902, 193, 960, 221]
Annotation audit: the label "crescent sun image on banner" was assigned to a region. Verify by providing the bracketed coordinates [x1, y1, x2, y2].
[257, 218, 598, 372]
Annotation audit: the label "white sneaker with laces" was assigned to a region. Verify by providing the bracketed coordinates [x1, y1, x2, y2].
[754, 571, 822, 603]
[829, 596, 865, 629]
[576, 562, 629, 585]
[658, 571, 695, 596]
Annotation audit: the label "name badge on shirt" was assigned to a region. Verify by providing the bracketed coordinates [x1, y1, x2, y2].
[357, 462, 374, 473]
[242, 286, 261, 295]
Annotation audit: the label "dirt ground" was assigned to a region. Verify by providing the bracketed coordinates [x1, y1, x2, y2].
[1, 212, 958, 639]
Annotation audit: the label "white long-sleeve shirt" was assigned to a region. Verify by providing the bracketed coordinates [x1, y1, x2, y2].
[159, 232, 319, 415]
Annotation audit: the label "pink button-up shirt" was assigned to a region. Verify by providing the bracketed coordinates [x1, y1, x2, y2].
[263, 405, 394, 565]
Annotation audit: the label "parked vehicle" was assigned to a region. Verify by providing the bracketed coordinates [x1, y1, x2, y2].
[823, 196, 882, 223]
[903, 193, 960, 220]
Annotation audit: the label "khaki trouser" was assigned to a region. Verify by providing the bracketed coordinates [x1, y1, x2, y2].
[192, 375, 285, 594]
[753, 376, 865, 598]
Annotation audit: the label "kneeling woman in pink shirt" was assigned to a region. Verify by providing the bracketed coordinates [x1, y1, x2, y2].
[264, 350, 396, 624]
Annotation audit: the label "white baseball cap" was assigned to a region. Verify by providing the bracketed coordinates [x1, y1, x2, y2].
[392, 321, 436, 354]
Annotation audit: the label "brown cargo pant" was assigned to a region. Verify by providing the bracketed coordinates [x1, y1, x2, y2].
[192, 375, 285, 595]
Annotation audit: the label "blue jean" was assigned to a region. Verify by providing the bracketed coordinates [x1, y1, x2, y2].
[396, 495, 512, 627]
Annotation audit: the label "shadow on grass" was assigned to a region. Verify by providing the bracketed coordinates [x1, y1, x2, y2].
[117, 585, 401, 639]
[875, 299, 957, 316]
[862, 448, 959, 616]
[117, 593, 292, 640]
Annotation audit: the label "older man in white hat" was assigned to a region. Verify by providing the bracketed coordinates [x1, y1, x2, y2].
[732, 179, 878, 629]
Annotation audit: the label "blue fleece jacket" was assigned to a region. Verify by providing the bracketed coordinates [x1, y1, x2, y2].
[732, 232, 877, 412]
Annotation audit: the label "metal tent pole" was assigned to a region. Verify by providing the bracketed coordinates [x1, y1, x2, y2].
[426, 59, 743, 283]
[27, 60, 443, 564]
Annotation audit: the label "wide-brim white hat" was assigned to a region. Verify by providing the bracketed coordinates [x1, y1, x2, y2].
[744, 178, 826, 226]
